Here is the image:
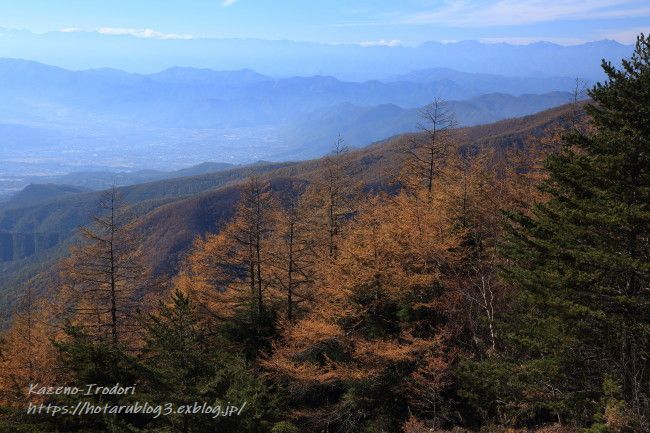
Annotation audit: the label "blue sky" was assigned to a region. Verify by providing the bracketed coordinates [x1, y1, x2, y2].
[1, 0, 648, 46]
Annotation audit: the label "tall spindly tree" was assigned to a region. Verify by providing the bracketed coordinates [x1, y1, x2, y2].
[267, 178, 317, 323]
[306, 137, 355, 260]
[176, 176, 278, 357]
[60, 187, 147, 345]
[401, 99, 457, 195]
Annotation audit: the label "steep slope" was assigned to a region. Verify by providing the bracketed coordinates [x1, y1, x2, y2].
[138, 102, 581, 275]
[280, 92, 575, 158]
[0, 102, 580, 318]
[6, 184, 90, 208]
[0, 162, 293, 263]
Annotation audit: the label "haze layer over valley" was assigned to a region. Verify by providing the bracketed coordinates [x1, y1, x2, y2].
[0, 40, 622, 200]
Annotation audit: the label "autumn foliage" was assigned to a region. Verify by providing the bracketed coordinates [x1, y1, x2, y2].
[0, 34, 648, 433]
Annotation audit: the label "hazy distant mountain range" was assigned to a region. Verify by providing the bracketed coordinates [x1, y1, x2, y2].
[0, 58, 580, 125]
[0, 56, 590, 197]
[0, 31, 634, 200]
[0, 28, 633, 80]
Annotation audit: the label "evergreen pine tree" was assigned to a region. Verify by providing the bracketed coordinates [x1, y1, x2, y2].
[499, 34, 649, 427]
[138, 290, 280, 433]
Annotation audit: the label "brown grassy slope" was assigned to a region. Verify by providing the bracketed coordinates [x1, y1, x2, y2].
[136, 101, 581, 277]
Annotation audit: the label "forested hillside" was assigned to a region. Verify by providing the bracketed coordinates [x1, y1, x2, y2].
[0, 161, 293, 313]
[0, 35, 647, 433]
[0, 101, 581, 318]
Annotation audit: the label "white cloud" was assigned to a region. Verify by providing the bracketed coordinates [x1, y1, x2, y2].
[222, 0, 239, 6]
[479, 36, 588, 45]
[59, 27, 193, 39]
[398, 0, 650, 27]
[97, 27, 193, 40]
[358, 39, 401, 47]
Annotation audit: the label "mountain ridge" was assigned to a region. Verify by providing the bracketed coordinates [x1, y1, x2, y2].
[0, 58, 583, 194]
[0, 29, 633, 79]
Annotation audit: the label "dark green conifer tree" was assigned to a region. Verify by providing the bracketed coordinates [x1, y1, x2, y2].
[497, 34, 649, 428]
[138, 290, 280, 433]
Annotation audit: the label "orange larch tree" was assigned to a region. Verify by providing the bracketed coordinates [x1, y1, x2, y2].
[0, 287, 60, 406]
[266, 178, 317, 323]
[265, 189, 464, 431]
[58, 187, 147, 345]
[176, 176, 278, 355]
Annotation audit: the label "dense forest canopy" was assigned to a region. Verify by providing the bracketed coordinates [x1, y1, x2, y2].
[0, 34, 647, 433]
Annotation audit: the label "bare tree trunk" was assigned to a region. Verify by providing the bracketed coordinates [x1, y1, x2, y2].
[62, 185, 145, 345]
[287, 220, 294, 322]
[109, 188, 118, 345]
